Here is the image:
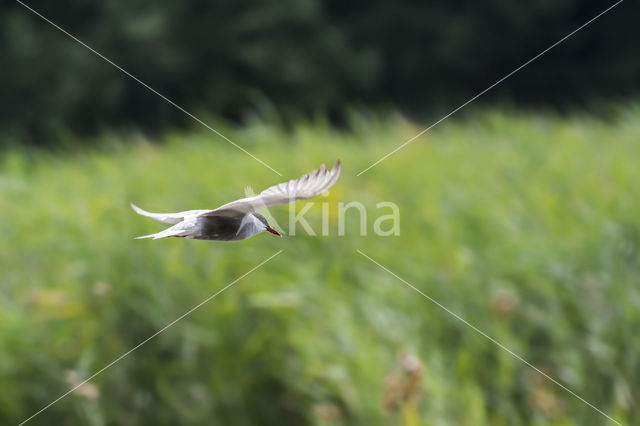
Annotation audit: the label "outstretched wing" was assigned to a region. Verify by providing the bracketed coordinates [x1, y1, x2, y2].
[130, 203, 210, 224]
[206, 160, 341, 214]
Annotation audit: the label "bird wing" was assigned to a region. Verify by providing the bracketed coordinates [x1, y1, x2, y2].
[204, 160, 341, 215]
[130, 203, 211, 224]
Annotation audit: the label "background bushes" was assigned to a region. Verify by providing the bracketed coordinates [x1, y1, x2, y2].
[1, 0, 638, 144]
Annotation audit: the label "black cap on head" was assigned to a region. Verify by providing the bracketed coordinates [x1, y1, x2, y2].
[253, 213, 269, 227]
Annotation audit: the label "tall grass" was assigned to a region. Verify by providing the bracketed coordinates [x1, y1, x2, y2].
[1, 108, 639, 425]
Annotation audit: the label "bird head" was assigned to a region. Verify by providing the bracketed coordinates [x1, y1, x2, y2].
[253, 213, 281, 237]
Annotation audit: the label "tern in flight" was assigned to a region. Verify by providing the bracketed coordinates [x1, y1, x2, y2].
[131, 160, 341, 241]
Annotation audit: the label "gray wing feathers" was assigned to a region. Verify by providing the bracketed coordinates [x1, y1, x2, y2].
[260, 161, 340, 205]
[260, 160, 339, 204]
[209, 160, 341, 214]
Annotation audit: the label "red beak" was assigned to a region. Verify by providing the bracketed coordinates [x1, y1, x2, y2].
[266, 226, 282, 237]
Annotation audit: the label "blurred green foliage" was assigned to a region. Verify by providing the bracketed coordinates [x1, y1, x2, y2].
[1, 108, 639, 425]
[2, 0, 639, 143]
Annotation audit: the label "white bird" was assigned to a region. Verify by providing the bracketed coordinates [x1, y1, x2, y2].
[131, 160, 341, 241]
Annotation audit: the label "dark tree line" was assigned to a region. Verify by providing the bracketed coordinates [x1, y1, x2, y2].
[1, 0, 638, 145]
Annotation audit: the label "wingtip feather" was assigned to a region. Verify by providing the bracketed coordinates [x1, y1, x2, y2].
[130, 202, 145, 214]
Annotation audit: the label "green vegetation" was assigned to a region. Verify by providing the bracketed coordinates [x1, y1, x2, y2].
[1, 109, 639, 425]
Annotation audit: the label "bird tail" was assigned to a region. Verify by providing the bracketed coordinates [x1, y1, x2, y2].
[135, 230, 183, 240]
[134, 222, 192, 240]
